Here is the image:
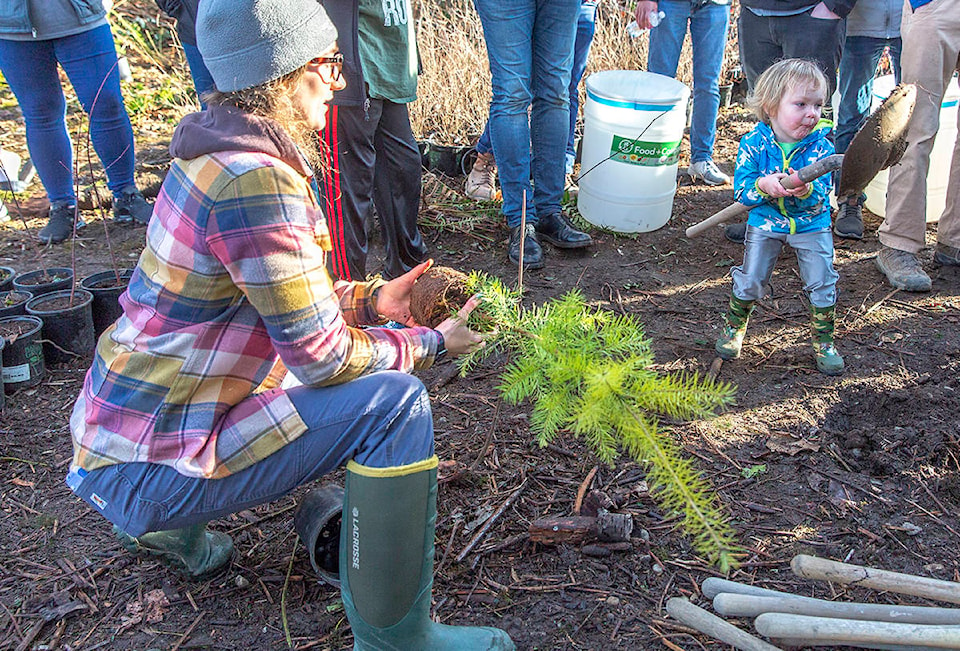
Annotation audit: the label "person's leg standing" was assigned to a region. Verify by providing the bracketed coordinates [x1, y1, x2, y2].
[0, 38, 75, 204]
[647, 0, 688, 86]
[566, 1, 598, 174]
[881, 0, 956, 255]
[738, 9, 783, 93]
[688, 1, 729, 166]
[927, 1, 960, 256]
[181, 42, 216, 107]
[320, 102, 381, 281]
[529, 0, 579, 221]
[776, 10, 843, 115]
[372, 100, 428, 279]
[474, 0, 536, 229]
[55, 25, 138, 196]
[836, 37, 892, 154]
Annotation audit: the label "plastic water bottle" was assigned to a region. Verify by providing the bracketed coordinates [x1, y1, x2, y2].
[627, 10, 665, 38]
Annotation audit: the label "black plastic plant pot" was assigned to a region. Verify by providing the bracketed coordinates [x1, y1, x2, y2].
[427, 144, 462, 177]
[0, 266, 14, 292]
[0, 290, 32, 319]
[13, 267, 74, 297]
[80, 269, 134, 338]
[25, 289, 94, 365]
[0, 315, 45, 393]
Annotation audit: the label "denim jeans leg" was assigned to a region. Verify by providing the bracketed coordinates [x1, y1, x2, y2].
[182, 42, 215, 107]
[688, 2, 729, 164]
[835, 36, 901, 154]
[55, 24, 138, 196]
[71, 371, 435, 536]
[647, 0, 690, 79]
[0, 38, 75, 203]
[529, 0, 579, 219]
[567, 2, 598, 172]
[474, 0, 537, 227]
[476, 122, 493, 155]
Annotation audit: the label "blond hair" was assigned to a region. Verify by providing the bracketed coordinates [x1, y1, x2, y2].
[205, 66, 328, 171]
[746, 59, 829, 124]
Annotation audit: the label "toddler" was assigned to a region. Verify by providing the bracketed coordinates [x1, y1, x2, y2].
[716, 58, 843, 375]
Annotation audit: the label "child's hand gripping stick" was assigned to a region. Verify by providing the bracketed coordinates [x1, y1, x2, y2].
[685, 154, 844, 238]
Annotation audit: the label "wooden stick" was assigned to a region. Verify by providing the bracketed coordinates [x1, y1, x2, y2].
[714, 592, 960, 625]
[773, 637, 946, 651]
[755, 613, 960, 648]
[791, 554, 960, 606]
[685, 154, 844, 238]
[456, 477, 528, 562]
[665, 597, 783, 651]
[518, 190, 526, 291]
[702, 577, 812, 601]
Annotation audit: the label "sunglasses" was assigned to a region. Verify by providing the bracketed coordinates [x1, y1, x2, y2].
[312, 53, 344, 84]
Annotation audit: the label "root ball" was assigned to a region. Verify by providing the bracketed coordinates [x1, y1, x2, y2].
[410, 266, 470, 328]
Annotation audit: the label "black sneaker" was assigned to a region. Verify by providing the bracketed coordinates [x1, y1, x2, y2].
[833, 200, 864, 240]
[535, 211, 592, 248]
[113, 187, 153, 225]
[38, 202, 84, 244]
[724, 221, 746, 244]
[508, 224, 544, 269]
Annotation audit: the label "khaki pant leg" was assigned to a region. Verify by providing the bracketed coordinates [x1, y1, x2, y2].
[879, 0, 960, 253]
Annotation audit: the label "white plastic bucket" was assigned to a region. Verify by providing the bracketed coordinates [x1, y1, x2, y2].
[577, 71, 690, 233]
[863, 73, 960, 223]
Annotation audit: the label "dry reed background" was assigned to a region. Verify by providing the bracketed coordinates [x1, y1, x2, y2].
[410, 0, 742, 144]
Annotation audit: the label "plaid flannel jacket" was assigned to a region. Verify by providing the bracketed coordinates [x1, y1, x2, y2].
[70, 138, 438, 479]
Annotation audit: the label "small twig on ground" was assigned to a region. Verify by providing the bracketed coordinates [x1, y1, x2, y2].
[280, 537, 299, 649]
[456, 475, 528, 562]
[171, 610, 205, 651]
[573, 466, 598, 515]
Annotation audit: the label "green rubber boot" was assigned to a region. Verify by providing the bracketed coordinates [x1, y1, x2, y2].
[811, 304, 844, 376]
[715, 295, 755, 360]
[114, 523, 234, 578]
[340, 457, 514, 651]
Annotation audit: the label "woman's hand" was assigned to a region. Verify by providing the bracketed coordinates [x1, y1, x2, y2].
[435, 294, 486, 357]
[376, 260, 433, 326]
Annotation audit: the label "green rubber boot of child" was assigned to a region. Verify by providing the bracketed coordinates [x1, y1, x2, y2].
[811, 304, 844, 375]
[715, 295, 755, 360]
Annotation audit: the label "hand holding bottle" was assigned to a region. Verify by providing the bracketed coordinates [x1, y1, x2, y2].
[628, 2, 665, 38]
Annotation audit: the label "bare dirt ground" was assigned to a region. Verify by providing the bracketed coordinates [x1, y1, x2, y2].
[2, 28, 960, 651]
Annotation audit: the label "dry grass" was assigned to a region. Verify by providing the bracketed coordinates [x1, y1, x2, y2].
[410, 0, 742, 143]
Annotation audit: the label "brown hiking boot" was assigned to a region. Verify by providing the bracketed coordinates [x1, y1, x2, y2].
[874, 246, 931, 292]
[465, 152, 499, 201]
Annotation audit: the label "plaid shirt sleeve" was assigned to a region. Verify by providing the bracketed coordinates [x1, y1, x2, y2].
[205, 164, 439, 385]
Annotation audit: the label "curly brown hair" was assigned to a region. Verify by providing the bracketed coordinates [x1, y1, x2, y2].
[204, 66, 328, 172]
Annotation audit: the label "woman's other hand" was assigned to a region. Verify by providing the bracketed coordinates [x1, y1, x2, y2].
[376, 259, 433, 326]
[435, 294, 486, 357]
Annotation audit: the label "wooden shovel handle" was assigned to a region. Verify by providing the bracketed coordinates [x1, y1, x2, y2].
[755, 613, 960, 647]
[791, 554, 960, 606]
[666, 597, 783, 651]
[684, 154, 844, 238]
[713, 592, 960, 625]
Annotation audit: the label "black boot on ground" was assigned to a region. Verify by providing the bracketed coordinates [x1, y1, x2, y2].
[507, 223, 544, 269]
[535, 211, 592, 248]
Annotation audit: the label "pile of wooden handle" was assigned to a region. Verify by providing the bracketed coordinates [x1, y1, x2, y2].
[667, 554, 960, 650]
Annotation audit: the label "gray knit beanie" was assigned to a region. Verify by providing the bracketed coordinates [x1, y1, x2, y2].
[197, 0, 338, 93]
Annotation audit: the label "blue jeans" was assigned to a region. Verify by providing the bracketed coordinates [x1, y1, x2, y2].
[69, 371, 434, 536]
[835, 35, 902, 154]
[475, 1, 597, 177]
[0, 24, 138, 204]
[648, 0, 729, 164]
[182, 42, 216, 108]
[474, 0, 580, 227]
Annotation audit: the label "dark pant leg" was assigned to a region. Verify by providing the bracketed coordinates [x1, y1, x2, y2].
[319, 103, 380, 281]
[777, 11, 844, 105]
[738, 9, 783, 94]
[372, 101, 428, 280]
